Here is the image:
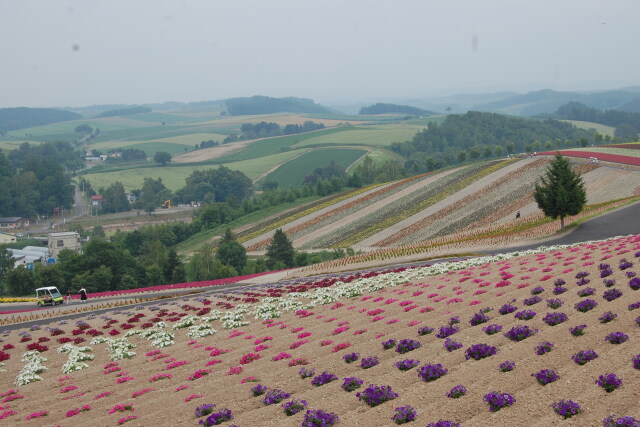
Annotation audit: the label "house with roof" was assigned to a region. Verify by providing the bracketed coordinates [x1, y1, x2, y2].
[91, 195, 104, 208]
[0, 217, 29, 229]
[48, 232, 81, 258]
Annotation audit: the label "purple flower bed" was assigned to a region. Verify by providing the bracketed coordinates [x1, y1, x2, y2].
[195, 404, 215, 418]
[250, 384, 268, 396]
[504, 325, 537, 341]
[298, 367, 315, 378]
[599, 311, 618, 323]
[426, 421, 463, 427]
[199, 408, 233, 426]
[499, 303, 518, 315]
[282, 399, 308, 416]
[483, 391, 515, 412]
[596, 373, 622, 393]
[605, 332, 629, 344]
[632, 354, 640, 370]
[395, 359, 420, 371]
[446, 385, 467, 399]
[382, 339, 398, 350]
[396, 339, 422, 354]
[603, 288, 623, 301]
[465, 343, 498, 360]
[311, 371, 338, 387]
[554, 278, 566, 286]
[546, 298, 564, 309]
[514, 310, 536, 320]
[553, 399, 582, 419]
[532, 369, 560, 385]
[469, 312, 490, 326]
[629, 302, 640, 310]
[602, 415, 640, 426]
[343, 352, 359, 363]
[553, 286, 568, 295]
[417, 326, 434, 336]
[356, 384, 399, 407]
[531, 286, 545, 295]
[417, 364, 448, 382]
[482, 324, 502, 335]
[443, 338, 463, 352]
[535, 341, 554, 355]
[569, 324, 587, 336]
[575, 299, 598, 312]
[360, 356, 379, 369]
[603, 278, 616, 287]
[619, 259, 633, 270]
[577, 287, 596, 297]
[629, 277, 640, 290]
[543, 312, 569, 326]
[436, 325, 459, 339]
[499, 361, 516, 372]
[341, 377, 364, 392]
[576, 271, 590, 279]
[262, 389, 291, 405]
[577, 277, 591, 286]
[392, 405, 417, 425]
[301, 409, 339, 427]
[523, 296, 542, 306]
[572, 350, 598, 365]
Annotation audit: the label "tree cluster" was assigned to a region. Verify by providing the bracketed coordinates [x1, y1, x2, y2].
[391, 111, 596, 173]
[359, 103, 433, 116]
[0, 107, 81, 134]
[225, 96, 332, 115]
[553, 102, 640, 141]
[96, 106, 151, 118]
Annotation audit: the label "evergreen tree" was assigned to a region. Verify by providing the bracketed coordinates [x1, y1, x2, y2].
[266, 229, 295, 269]
[216, 228, 246, 273]
[533, 153, 587, 229]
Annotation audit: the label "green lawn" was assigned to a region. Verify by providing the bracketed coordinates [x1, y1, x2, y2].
[263, 147, 367, 188]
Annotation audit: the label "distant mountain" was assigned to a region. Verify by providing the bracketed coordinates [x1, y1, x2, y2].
[0, 107, 82, 133]
[225, 96, 333, 116]
[473, 88, 640, 116]
[359, 103, 435, 116]
[96, 106, 152, 118]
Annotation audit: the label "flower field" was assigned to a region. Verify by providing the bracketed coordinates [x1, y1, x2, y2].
[1, 235, 639, 426]
[239, 157, 640, 255]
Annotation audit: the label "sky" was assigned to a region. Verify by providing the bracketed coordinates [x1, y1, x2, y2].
[1, 0, 639, 108]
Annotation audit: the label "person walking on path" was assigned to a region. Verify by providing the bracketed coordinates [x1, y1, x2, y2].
[79, 288, 88, 302]
[66, 291, 72, 305]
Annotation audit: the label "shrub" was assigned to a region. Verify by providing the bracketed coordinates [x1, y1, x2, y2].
[596, 373, 622, 393]
[262, 389, 290, 406]
[417, 364, 448, 382]
[417, 326, 434, 336]
[552, 399, 581, 419]
[392, 405, 417, 425]
[533, 369, 560, 385]
[577, 287, 596, 297]
[629, 277, 640, 290]
[356, 384, 399, 407]
[514, 310, 536, 320]
[599, 311, 618, 324]
[546, 298, 564, 309]
[436, 325, 459, 339]
[498, 303, 518, 315]
[482, 324, 502, 335]
[382, 339, 397, 350]
[199, 408, 233, 426]
[483, 392, 515, 412]
[523, 296, 542, 306]
[250, 384, 268, 397]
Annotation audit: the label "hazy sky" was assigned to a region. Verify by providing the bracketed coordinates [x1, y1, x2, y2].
[1, 0, 638, 108]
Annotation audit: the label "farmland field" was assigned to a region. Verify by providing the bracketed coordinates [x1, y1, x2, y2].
[292, 124, 425, 148]
[563, 120, 616, 136]
[261, 148, 368, 188]
[83, 150, 303, 191]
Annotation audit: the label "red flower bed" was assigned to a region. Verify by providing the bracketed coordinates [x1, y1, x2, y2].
[539, 150, 640, 166]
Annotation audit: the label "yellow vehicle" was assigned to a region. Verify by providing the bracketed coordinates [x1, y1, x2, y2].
[36, 286, 64, 306]
[161, 199, 172, 209]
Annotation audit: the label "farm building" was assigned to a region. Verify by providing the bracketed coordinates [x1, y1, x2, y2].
[0, 217, 29, 229]
[91, 195, 104, 207]
[47, 231, 81, 258]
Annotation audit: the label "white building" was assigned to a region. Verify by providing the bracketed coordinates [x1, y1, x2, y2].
[48, 232, 81, 258]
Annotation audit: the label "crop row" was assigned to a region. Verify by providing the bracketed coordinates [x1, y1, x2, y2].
[539, 151, 640, 166]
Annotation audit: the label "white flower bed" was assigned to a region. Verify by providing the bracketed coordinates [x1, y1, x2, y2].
[58, 343, 94, 374]
[15, 351, 48, 386]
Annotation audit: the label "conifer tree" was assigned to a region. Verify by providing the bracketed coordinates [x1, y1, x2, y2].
[216, 228, 246, 274]
[533, 153, 587, 229]
[266, 229, 295, 269]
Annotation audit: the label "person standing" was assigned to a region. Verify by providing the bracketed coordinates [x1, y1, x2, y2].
[66, 291, 71, 305]
[79, 288, 87, 302]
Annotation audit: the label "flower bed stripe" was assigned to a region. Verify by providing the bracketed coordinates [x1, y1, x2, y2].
[539, 150, 640, 166]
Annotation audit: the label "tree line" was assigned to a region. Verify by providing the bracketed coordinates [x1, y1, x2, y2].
[225, 96, 332, 115]
[0, 107, 81, 135]
[391, 111, 597, 173]
[223, 121, 325, 143]
[552, 102, 640, 141]
[359, 103, 433, 116]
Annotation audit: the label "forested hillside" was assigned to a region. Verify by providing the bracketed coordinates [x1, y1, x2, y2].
[392, 111, 595, 171]
[0, 107, 82, 134]
[554, 102, 640, 140]
[225, 96, 332, 115]
[359, 103, 434, 116]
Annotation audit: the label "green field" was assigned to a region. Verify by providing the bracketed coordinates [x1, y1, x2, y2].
[563, 120, 616, 137]
[83, 150, 304, 191]
[293, 124, 425, 147]
[262, 147, 367, 188]
[347, 149, 401, 171]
